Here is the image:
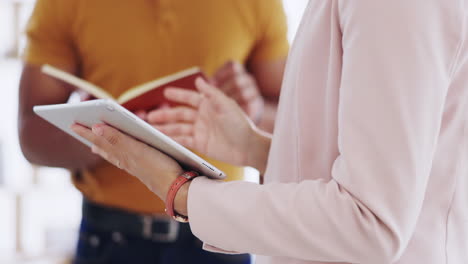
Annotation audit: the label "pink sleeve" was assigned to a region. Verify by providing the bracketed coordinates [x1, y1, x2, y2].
[188, 0, 463, 263]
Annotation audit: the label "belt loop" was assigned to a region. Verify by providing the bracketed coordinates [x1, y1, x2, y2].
[142, 216, 153, 239]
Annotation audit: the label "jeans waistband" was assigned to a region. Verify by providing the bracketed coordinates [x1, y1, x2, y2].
[82, 199, 179, 243]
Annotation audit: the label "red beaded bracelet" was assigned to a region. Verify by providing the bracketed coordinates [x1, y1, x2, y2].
[165, 171, 199, 223]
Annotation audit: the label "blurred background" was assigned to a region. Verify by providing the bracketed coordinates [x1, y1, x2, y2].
[0, 0, 309, 263]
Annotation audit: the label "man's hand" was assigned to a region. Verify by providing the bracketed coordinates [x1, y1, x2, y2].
[212, 61, 264, 124]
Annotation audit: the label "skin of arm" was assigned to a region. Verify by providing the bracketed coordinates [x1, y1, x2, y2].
[18, 64, 103, 170]
[248, 58, 286, 132]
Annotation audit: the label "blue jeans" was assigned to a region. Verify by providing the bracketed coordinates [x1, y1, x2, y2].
[73, 219, 251, 264]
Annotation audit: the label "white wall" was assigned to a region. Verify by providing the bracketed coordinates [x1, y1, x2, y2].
[284, 0, 310, 43]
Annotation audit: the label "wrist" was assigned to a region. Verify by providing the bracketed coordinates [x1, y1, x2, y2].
[152, 169, 184, 200]
[251, 96, 265, 125]
[165, 171, 197, 222]
[174, 181, 191, 216]
[246, 128, 271, 174]
[255, 100, 277, 133]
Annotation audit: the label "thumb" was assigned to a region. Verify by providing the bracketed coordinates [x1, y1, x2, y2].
[195, 77, 231, 111]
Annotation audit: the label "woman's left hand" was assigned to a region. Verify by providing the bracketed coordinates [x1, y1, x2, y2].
[71, 123, 187, 211]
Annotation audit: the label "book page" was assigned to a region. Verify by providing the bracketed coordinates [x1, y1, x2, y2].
[42, 65, 114, 100]
[117, 67, 201, 104]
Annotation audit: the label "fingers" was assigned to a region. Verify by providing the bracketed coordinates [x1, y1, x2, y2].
[220, 75, 259, 103]
[78, 91, 93, 101]
[242, 96, 264, 121]
[147, 107, 197, 124]
[217, 75, 247, 96]
[72, 123, 109, 148]
[154, 123, 193, 136]
[163, 77, 237, 118]
[209, 61, 260, 106]
[71, 124, 112, 161]
[212, 61, 244, 86]
[151, 122, 194, 149]
[134, 110, 148, 121]
[71, 123, 133, 169]
[163, 88, 202, 108]
[152, 122, 195, 150]
[197, 77, 244, 114]
[195, 77, 225, 100]
[171, 136, 195, 149]
[94, 124, 123, 146]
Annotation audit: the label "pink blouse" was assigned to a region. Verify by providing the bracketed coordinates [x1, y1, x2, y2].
[188, 0, 468, 263]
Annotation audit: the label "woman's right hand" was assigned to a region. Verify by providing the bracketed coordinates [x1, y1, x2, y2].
[147, 78, 269, 169]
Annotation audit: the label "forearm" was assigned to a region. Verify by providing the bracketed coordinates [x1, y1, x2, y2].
[256, 99, 277, 133]
[19, 115, 102, 170]
[188, 178, 403, 262]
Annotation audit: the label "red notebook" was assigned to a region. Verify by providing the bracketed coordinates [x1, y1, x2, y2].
[41, 64, 206, 112]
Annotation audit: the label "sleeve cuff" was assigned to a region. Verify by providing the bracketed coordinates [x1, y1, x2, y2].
[187, 176, 246, 254]
[202, 244, 242, 254]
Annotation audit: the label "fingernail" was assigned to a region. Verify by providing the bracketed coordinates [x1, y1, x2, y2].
[92, 126, 103, 136]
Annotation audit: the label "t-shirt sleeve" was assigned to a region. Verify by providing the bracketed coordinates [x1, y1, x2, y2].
[249, 0, 290, 63]
[23, 0, 79, 68]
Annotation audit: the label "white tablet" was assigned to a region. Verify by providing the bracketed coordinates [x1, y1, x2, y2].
[33, 99, 226, 179]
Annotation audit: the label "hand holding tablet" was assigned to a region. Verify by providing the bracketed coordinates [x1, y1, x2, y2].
[33, 99, 226, 179]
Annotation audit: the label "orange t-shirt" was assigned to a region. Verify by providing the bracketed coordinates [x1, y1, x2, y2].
[24, 0, 289, 214]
